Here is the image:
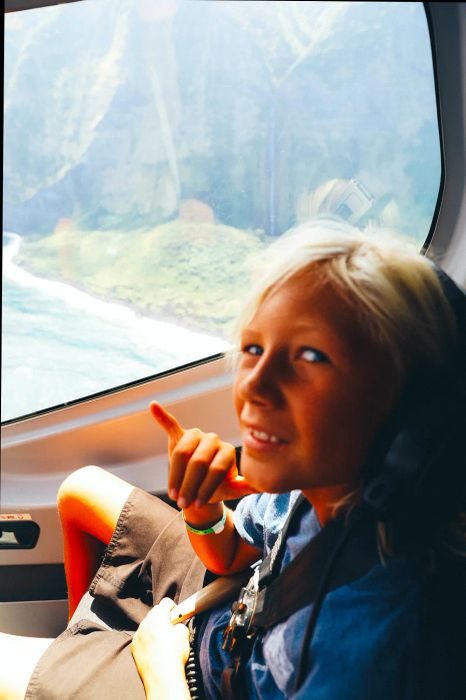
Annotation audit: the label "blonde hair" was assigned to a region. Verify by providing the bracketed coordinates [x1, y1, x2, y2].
[233, 217, 462, 557]
[233, 218, 457, 379]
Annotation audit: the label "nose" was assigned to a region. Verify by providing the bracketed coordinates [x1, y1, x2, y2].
[236, 352, 283, 407]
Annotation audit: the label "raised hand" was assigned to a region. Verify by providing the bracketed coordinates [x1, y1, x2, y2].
[150, 402, 257, 510]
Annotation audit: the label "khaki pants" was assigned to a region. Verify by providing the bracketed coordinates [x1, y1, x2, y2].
[26, 488, 206, 700]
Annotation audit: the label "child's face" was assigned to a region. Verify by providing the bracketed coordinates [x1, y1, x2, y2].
[233, 274, 401, 496]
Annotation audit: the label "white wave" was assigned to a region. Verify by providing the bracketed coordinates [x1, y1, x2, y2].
[3, 232, 231, 355]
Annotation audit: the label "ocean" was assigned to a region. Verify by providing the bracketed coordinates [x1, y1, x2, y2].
[2, 232, 229, 422]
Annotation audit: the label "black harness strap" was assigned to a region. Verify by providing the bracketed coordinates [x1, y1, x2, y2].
[253, 506, 378, 631]
[256, 494, 309, 585]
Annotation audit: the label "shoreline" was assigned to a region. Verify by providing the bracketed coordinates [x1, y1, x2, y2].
[18, 257, 227, 339]
[3, 232, 231, 350]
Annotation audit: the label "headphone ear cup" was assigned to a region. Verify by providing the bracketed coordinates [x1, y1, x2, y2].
[402, 378, 465, 536]
[363, 385, 465, 546]
[363, 267, 466, 539]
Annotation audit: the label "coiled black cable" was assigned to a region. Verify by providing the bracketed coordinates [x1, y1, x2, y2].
[186, 620, 204, 700]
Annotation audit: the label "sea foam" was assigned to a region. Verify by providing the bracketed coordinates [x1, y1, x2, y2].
[3, 232, 231, 356]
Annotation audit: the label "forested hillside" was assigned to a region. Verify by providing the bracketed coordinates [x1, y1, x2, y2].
[4, 0, 440, 333]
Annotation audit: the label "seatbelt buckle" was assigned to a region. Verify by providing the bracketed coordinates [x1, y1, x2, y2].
[222, 568, 259, 652]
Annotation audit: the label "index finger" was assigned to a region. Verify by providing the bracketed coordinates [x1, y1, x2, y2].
[150, 402, 184, 444]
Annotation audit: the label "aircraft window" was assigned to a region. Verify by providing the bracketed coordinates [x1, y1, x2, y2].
[2, 0, 440, 422]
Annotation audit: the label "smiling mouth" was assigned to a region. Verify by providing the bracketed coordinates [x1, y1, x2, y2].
[242, 426, 289, 453]
[250, 428, 281, 444]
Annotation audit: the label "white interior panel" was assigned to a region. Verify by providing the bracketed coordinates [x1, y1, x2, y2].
[1, 356, 238, 566]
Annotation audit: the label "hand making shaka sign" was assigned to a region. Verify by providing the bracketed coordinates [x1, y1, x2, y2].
[150, 402, 257, 511]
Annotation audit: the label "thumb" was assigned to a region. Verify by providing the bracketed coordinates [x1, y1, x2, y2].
[219, 474, 259, 501]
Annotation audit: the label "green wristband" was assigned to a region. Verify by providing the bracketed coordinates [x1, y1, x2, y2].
[183, 504, 227, 535]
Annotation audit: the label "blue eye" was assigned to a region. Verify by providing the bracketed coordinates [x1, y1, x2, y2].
[243, 344, 263, 356]
[299, 347, 329, 363]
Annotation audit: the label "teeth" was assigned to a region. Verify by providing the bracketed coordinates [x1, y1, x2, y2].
[251, 429, 280, 444]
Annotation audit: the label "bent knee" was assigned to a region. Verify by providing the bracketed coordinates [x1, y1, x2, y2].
[57, 466, 134, 538]
[57, 466, 107, 511]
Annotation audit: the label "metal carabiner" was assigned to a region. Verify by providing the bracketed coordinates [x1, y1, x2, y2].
[222, 567, 260, 652]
